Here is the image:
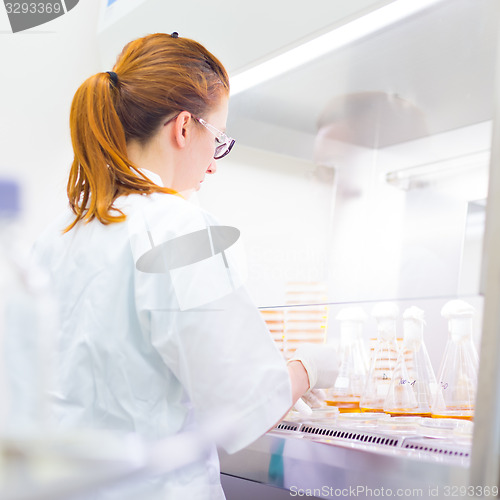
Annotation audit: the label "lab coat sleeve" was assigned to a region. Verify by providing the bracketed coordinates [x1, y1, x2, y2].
[149, 287, 292, 454]
[130, 196, 292, 454]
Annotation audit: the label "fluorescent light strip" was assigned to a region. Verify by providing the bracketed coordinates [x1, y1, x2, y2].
[230, 0, 443, 96]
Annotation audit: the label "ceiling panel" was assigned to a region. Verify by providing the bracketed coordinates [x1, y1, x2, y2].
[228, 0, 499, 158]
[97, 0, 392, 73]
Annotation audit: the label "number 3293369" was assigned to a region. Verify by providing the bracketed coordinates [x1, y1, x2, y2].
[5, 3, 62, 14]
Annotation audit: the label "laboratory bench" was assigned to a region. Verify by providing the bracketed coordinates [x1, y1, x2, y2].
[220, 416, 473, 500]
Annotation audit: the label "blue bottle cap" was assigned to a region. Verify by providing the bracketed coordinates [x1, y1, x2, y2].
[0, 179, 21, 216]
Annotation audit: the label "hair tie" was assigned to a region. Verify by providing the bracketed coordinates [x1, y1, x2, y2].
[171, 32, 179, 38]
[106, 71, 119, 87]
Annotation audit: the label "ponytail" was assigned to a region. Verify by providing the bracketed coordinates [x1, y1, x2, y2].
[65, 33, 228, 232]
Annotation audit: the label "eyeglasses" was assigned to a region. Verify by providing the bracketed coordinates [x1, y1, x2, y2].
[194, 117, 235, 160]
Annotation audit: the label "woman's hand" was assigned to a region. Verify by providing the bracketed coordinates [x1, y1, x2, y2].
[286, 343, 339, 414]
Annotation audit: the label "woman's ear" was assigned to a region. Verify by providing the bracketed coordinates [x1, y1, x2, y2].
[170, 111, 192, 149]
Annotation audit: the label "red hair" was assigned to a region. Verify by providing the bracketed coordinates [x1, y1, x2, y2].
[65, 33, 229, 232]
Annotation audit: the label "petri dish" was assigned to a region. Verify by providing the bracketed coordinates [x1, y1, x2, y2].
[308, 407, 340, 422]
[452, 419, 474, 443]
[418, 417, 468, 438]
[284, 406, 340, 423]
[337, 412, 390, 428]
[377, 416, 422, 434]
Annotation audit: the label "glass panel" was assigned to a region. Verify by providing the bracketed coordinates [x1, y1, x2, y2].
[259, 294, 483, 418]
[215, 0, 497, 308]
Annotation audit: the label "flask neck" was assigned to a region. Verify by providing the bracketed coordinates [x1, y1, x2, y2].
[376, 319, 397, 341]
[448, 317, 473, 341]
[403, 318, 423, 348]
[340, 321, 363, 343]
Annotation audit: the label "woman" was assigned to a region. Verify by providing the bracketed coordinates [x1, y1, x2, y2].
[34, 33, 337, 499]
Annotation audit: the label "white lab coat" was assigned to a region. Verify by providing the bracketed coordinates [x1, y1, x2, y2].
[33, 171, 292, 499]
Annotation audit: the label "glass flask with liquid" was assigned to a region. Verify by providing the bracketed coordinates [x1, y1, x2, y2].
[432, 300, 479, 420]
[360, 302, 399, 413]
[325, 307, 368, 412]
[383, 306, 437, 417]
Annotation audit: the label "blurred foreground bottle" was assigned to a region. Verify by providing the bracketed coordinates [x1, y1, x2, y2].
[360, 302, 399, 413]
[383, 306, 437, 417]
[0, 179, 56, 435]
[431, 300, 478, 421]
[325, 307, 368, 412]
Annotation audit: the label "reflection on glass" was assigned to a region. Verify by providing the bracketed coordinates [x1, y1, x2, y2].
[224, 0, 496, 308]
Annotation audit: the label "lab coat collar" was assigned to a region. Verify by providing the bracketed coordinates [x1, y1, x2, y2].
[138, 168, 164, 187]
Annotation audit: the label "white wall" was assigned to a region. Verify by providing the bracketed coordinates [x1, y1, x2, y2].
[197, 145, 335, 307]
[0, 2, 102, 244]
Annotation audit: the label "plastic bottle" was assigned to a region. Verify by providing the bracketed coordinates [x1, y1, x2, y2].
[360, 302, 399, 412]
[0, 179, 56, 434]
[431, 300, 479, 420]
[325, 307, 368, 412]
[383, 306, 437, 416]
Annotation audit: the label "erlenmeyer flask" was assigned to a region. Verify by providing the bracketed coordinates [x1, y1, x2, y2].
[432, 300, 479, 420]
[384, 306, 437, 417]
[325, 307, 367, 412]
[360, 303, 399, 413]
